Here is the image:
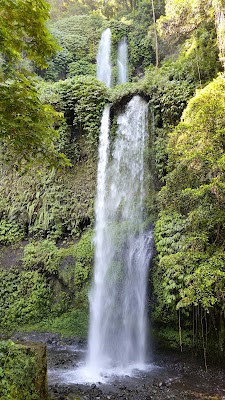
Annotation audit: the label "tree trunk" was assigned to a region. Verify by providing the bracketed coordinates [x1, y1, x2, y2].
[151, 0, 159, 67]
[213, 0, 225, 69]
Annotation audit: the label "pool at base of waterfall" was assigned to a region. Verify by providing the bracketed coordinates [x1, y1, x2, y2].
[11, 332, 225, 400]
[50, 360, 156, 385]
[47, 342, 225, 400]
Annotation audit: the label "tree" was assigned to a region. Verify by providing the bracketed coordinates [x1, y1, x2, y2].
[214, 0, 225, 66]
[0, 0, 56, 67]
[157, 76, 225, 302]
[151, 0, 159, 67]
[0, 0, 68, 166]
[46, 0, 90, 19]
[153, 76, 225, 355]
[158, 0, 225, 68]
[157, 0, 211, 40]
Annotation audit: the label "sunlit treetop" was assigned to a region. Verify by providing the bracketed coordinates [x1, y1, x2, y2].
[158, 0, 225, 66]
[157, 0, 213, 40]
[0, 0, 57, 67]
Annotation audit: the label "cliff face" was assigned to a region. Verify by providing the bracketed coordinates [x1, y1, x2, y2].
[1, 0, 225, 361]
[0, 138, 96, 337]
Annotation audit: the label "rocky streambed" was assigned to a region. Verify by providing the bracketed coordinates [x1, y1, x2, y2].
[12, 332, 225, 400]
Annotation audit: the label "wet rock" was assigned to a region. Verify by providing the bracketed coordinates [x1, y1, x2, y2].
[15, 332, 225, 400]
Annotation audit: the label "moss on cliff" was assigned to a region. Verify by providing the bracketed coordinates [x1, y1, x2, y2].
[0, 340, 48, 400]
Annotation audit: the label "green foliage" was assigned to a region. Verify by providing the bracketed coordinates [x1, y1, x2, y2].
[74, 230, 94, 289]
[155, 212, 189, 258]
[140, 22, 220, 185]
[0, 220, 24, 244]
[109, 0, 164, 78]
[23, 240, 60, 275]
[45, 308, 88, 337]
[166, 75, 225, 199]
[0, 269, 51, 332]
[177, 252, 225, 310]
[0, 340, 41, 400]
[58, 76, 109, 146]
[12, 231, 94, 336]
[0, 230, 94, 334]
[51, 14, 103, 58]
[47, 0, 163, 19]
[0, 74, 69, 166]
[152, 75, 225, 352]
[143, 65, 195, 127]
[177, 24, 221, 84]
[51, 291, 73, 316]
[127, 4, 155, 74]
[158, 0, 225, 68]
[47, 0, 89, 20]
[153, 128, 168, 181]
[110, 81, 140, 103]
[21, 308, 89, 338]
[110, 19, 131, 45]
[155, 326, 193, 350]
[36, 80, 80, 162]
[68, 60, 96, 78]
[0, 0, 56, 67]
[0, 0, 69, 166]
[18, 231, 94, 336]
[56, 121, 81, 162]
[45, 14, 104, 81]
[0, 146, 96, 240]
[158, 0, 212, 42]
[144, 22, 220, 92]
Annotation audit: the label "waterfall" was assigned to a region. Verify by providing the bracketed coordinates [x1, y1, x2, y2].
[87, 105, 110, 378]
[117, 37, 128, 84]
[87, 95, 153, 378]
[97, 28, 112, 87]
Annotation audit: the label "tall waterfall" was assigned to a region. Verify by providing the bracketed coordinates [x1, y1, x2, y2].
[87, 95, 153, 378]
[97, 28, 112, 87]
[117, 37, 128, 84]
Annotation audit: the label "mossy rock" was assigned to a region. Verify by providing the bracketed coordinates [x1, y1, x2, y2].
[0, 340, 48, 400]
[20, 342, 48, 400]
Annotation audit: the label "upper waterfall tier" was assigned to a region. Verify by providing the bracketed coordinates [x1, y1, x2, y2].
[97, 28, 112, 88]
[117, 37, 128, 84]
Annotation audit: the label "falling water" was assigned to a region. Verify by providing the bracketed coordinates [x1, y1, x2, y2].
[117, 37, 128, 84]
[97, 28, 112, 87]
[87, 95, 153, 379]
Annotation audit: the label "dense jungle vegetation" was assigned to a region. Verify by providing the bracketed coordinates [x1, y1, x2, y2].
[1, 0, 225, 395]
